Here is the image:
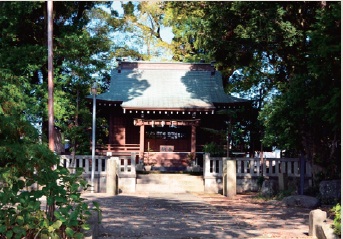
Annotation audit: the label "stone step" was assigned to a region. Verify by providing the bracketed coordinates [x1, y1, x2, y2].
[135, 184, 189, 193]
[136, 174, 204, 193]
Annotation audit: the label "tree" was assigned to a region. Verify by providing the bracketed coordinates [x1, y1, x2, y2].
[165, 2, 341, 177]
[164, 1, 211, 62]
[0, 1, 115, 154]
[260, 2, 340, 176]
[112, 1, 171, 61]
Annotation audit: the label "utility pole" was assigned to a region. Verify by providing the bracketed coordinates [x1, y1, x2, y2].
[48, 1, 54, 152]
[91, 83, 98, 193]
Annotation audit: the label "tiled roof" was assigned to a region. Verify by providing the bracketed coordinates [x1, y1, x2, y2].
[96, 62, 247, 110]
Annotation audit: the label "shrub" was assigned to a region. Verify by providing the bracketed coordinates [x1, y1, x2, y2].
[331, 203, 341, 237]
[203, 142, 226, 157]
[0, 114, 101, 238]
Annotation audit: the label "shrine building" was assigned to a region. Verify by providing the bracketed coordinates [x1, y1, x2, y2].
[93, 61, 249, 171]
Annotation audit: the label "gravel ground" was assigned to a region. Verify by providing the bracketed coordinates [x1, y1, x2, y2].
[83, 192, 314, 239]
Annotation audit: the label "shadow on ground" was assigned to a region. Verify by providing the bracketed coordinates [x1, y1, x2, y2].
[83, 192, 312, 239]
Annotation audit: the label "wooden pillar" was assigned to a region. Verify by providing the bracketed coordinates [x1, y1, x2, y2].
[191, 124, 196, 154]
[139, 124, 145, 158]
[108, 113, 113, 144]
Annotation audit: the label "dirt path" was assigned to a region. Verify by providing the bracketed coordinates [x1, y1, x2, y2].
[84, 192, 313, 239]
[195, 192, 312, 238]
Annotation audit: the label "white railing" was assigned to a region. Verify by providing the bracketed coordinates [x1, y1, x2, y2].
[203, 155, 312, 178]
[116, 152, 136, 175]
[235, 157, 312, 177]
[60, 153, 137, 176]
[203, 153, 223, 177]
[60, 153, 137, 193]
[60, 155, 108, 175]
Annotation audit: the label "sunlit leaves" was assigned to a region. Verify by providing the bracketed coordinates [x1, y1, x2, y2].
[166, 2, 340, 173]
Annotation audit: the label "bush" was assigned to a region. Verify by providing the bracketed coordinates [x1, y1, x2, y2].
[331, 203, 341, 237]
[0, 114, 101, 238]
[203, 142, 226, 157]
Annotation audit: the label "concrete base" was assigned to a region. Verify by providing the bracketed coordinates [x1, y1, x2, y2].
[84, 174, 106, 193]
[118, 174, 136, 193]
[236, 177, 260, 193]
[204, 176, 223, 194]
[136, 173, 204, 193]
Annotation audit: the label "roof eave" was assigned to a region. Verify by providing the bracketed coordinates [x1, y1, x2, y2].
[122, 106, 216, 112]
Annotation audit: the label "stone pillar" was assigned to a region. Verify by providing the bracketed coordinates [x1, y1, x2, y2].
[309, 209, 327, 237]
[106, 157, 118, 195]
[224, 159, 236, 198]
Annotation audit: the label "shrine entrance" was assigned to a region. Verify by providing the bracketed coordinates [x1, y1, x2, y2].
[133, 118, 199, 170]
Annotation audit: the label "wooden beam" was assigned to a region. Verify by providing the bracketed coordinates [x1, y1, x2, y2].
[133, 119, 200, 127]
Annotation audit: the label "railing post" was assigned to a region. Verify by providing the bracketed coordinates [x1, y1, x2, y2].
[97, 157, 102, 173]
[281, 160, 286, 174]
[249, 159, 254, 175]
[243, 160, 248, 174]
[294, 160, 299, 176]
[130, 152, 136, 174]
[262, 158, 267, 176]
[237, 159, 242, 176]
[299, 155, 305, 195]
[85, 157, 90, 174]
[287, 161, 292, 175]
[203, 153, 210, 177]
[218, 158, 223, 174]
[256, 159, 261, 176]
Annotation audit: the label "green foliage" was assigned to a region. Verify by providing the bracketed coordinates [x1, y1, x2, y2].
[164, 1, 211, 62]
[257, 189, 293, 201]
[0, 113, 101, 238]
[203, 142, 225, 157]
[118, 1, 171, 60]
[0, 1, 114, 154]
[331, 203, 341, 237]
[165, 2, 341, 176]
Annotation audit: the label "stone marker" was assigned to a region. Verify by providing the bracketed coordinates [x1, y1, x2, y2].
[224, 159, 236, 198]
[106, 157, 118, 195]
[309, 209, 327, 237]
